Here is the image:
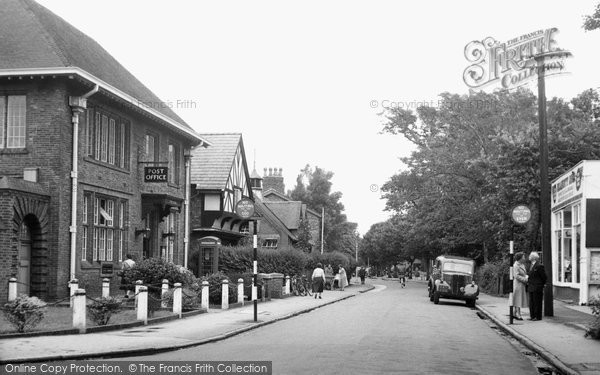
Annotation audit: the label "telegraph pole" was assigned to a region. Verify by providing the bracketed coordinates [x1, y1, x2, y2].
[534, 51, 571, 316]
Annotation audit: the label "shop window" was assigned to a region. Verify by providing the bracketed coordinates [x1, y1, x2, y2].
[0, 95, 26, 149]
[555, 207, 577, 283]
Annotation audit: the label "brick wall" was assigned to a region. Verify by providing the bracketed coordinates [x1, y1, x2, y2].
[0, 78, 194, 300]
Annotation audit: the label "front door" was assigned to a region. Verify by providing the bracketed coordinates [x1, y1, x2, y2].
[18, 222, 31, 296]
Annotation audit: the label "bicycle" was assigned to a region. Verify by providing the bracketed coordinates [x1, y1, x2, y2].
[291, 275, 313, 296]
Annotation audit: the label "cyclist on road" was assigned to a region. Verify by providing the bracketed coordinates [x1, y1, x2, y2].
[398, 264, 406, 288]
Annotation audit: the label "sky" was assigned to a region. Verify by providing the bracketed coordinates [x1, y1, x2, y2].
[38, 0, 600, 235]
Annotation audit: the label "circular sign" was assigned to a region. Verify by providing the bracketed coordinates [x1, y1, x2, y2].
[511, 205, 531, 225]
[235, 198, 255, 219]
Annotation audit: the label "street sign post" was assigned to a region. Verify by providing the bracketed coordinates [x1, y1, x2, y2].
[235, 198, 258, 322]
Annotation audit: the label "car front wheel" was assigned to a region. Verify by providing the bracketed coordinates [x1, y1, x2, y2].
[433, 291, 440, 304]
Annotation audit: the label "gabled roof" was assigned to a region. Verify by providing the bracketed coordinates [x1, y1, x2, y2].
[263, 201, 302, 230]
[0, 0, 207, 144]
[190, 133, 245, 190]
[254, 201, 297, 242]
[263, 189, 291, 201]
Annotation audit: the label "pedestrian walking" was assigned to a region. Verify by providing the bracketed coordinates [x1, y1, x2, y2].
[358, 267, 367, 285]
[324, 264, 334, 290]
[512, 252, 528, 320]
[311, 263, 326, 299]
[527, 251, 547, 321]
[120, 254, 136, 298]
[338, 265, 348, 291]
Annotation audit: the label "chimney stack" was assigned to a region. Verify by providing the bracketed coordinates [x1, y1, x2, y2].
[263, 166, 285, 195]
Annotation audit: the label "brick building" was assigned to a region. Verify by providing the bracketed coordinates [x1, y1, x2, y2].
[0, 0, 208, 301]
[254, 168, 322, 252]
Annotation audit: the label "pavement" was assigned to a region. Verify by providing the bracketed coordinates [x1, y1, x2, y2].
[476, 293, 600, 375]
[0, 282, 374, 364]
[1, 278, 599, 375]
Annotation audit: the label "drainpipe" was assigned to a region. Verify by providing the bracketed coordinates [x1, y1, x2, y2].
[183, 148, 193, 269]
[68, 85, 99, 281]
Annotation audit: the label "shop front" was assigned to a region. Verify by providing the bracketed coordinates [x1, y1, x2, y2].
[551, 160, 600, 304]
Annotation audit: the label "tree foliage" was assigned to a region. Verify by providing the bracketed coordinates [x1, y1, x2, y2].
[583, 2, 600, 31]
[290, 165, 357, 253]
[373, 88, 600, 265]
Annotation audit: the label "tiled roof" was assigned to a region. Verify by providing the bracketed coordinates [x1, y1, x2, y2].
[264, 201, 302, 230]
[0, 0, 196, 135]
[255, 201, 297, 241]
[190, 133, 242, 190]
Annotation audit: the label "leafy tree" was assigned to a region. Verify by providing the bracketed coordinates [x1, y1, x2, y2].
[583, 2, 600, 31]
[295, 217, 313, 253]
[380, 88, 600, 265]
[290, 165, 357, 253]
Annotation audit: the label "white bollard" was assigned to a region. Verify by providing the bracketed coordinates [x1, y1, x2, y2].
[161, 279, 169, 308]
[102, 278, 110, 298]
[173, 283, 182, 318]
[8, 278, 17, 301]
[221, 279, 229, 310]
[237, 278, 244, 305]
[137, 286, 148, 325]
[285, 276, 290, 295]
[69, 279, 78, 308]
[201, 280, 209, 312]
[72, 288, 86, 333]
[135, 280, 143, 308]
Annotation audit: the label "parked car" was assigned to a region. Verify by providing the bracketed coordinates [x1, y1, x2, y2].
[428, 255, 479, 307]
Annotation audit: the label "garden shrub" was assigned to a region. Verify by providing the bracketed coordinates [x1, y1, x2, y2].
[121, 258, 199, 290]
[163, 287, 201, 310]
[585, 296, 600, 339]
[87, 296, 122, 326]
[2, 295, 47, 332]
[476, 259, 510, 296]
[201, 272, 237, 305]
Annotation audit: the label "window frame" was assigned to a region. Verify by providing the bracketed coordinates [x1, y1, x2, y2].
[82, 192, 128, 264]
[0, 95, 27, 149]
[86, 106, 130, 170]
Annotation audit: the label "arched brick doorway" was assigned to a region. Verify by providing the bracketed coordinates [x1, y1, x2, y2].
[13, 197, 49, 299]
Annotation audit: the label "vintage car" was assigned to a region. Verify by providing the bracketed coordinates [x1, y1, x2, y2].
[428, 255, 479, 307]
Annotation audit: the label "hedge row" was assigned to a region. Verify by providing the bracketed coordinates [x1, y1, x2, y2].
[218, 245, 358, 277]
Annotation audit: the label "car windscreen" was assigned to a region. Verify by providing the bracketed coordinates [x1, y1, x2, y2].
[442, 262, 473, 274]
